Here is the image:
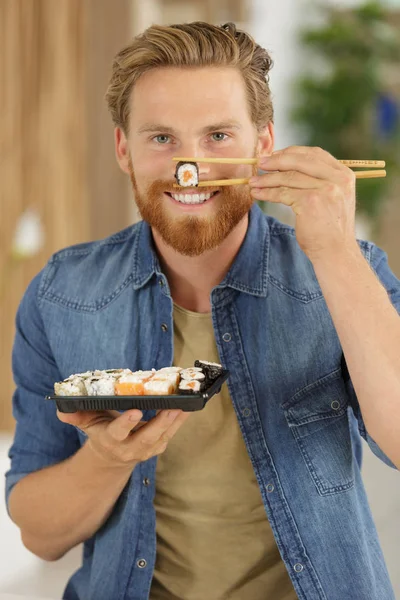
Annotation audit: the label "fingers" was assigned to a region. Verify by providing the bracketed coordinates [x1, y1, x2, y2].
[57, 409, 116, 430]
[105, 408, 187, 444]
[58, 407, 192, 466]
[57, 408, 144, 443]
[106, 409, 144, 442]
[265, 146, 343, 171]
[249, 170, 324, 191]
[257, 149, 340, 182]
[249, 187, 313, 215]
[124, 409, 190, 452]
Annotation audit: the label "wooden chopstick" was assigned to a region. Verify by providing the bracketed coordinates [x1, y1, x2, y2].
[354, 170, 386, 179]
[173, 157, 257, 165]
[172, 170, 386, 188]
[172, 157, 386, 168]
[340, 160, 385, 168]
[198, 178, 249, 187]
[172, 178, 248, 188]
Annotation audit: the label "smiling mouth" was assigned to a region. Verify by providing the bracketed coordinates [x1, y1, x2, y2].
[165, 190, 219, 205]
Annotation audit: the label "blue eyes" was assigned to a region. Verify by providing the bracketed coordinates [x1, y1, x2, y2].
[211, 132, 227, 142]
[155, 135, 170, 144]
[153, 133, 228, 144]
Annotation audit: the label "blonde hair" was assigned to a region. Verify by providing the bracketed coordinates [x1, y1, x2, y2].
[105, 22, 274, 134]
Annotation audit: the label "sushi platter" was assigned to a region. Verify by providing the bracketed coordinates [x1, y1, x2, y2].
[47, 360, 229, 413]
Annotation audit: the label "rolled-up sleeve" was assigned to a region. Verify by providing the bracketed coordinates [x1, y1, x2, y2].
[5, 271, 80, 515]
[346, 242, 400, 469]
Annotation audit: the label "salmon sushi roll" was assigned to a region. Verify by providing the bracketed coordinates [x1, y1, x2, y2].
[180, 368, 205, 382]
[178, 379, 202, 395]
[144, 379, 176, 395]
[115, 370, 154, 396]
[158, 366, 182, 374]
[153, 371, 180, 387]
[175, 161, 199, 187]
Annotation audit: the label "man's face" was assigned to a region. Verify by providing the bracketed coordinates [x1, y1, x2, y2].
[116, 66, 272, 256]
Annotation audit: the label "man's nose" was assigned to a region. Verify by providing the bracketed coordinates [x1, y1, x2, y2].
[169, 144, 213, 179]
[169, 160, 211, 180]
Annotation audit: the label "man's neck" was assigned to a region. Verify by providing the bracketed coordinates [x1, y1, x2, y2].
[152, 214, 249, 313]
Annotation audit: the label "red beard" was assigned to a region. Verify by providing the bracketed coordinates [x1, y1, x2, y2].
[128, 160, 256, 257]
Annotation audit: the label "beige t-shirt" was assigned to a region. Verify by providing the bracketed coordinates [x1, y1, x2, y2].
[150, 304, 297, 600]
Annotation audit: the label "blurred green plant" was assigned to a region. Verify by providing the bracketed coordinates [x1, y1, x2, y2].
[291, 1, 400, 222]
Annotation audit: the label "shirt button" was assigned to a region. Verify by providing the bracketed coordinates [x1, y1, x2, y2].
[159, 279, 164, 286]
[137, 559, 147, 568]
[222, 332, 231, 342]
[143, 478, 150, 487]
[331, 400, 340, 410]
[294, 563, 304, 573]
[242, 408, 251, 417]
[266, 483, 274, 493]
[161, 323, 168, 332]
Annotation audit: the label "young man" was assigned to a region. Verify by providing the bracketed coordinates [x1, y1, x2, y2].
[5, 22, 400, 600]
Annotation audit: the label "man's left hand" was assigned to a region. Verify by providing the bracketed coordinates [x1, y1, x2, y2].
[249, 146, 359, 263]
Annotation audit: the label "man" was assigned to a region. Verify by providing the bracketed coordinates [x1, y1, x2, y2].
[5, 21, 400, 600]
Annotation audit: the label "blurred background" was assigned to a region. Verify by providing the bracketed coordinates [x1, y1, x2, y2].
[0, 0, 399, 598]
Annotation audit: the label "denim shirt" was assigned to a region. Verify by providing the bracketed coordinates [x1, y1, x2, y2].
[6, 204, 399, 600]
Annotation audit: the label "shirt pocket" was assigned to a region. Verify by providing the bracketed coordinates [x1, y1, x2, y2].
[281, 369, 355, 496]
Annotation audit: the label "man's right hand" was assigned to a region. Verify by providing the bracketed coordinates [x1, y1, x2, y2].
[57, 408, 190, 469]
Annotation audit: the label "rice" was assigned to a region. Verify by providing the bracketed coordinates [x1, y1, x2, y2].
[175, 161, 199, 187]
[84, 375, 115, 396]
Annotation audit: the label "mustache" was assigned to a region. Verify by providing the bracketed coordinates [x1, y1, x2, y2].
[147, 179, 222, 196]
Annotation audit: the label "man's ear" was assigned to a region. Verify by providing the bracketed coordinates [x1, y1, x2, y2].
[257, 122, 275, 159]
[115, 127, 130, 174]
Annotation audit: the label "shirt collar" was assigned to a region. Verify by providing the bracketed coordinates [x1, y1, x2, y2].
[132, 203, 269, 297]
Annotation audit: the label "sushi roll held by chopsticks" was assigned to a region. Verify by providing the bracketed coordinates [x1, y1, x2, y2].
[175, 161, 199, 187]
[173, 157, 387, 187]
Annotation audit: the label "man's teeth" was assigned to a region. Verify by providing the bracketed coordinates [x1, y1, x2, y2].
[170, 192, 213, 204]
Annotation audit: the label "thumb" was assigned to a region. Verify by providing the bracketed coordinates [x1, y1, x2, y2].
[57, 409, 117, 432]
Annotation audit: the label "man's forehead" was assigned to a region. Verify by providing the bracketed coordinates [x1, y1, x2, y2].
[130, 67, 251, 131]
[134, 64, 244, 90]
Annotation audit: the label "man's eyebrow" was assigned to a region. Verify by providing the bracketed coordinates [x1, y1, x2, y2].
[136, 121, 242, 135]
[201, 121, 242, 134]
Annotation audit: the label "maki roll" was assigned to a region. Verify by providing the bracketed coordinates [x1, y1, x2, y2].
[158, 366, 182, 374]
[115, 371, 155, 396]
[144, 379, 177, 395]
[178, 379, 203, 395]
[175, 161, 199, 187]
[85, 374, 115, 396]
[54, 376, 86, 397]
[153, 371, 180, 387]
[105, 368, 131, 377]
[180, 368, 205, 383]
[194, 360, 223, 383]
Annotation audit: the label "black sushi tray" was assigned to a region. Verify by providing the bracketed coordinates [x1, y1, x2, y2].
[46, 370, 229, 413]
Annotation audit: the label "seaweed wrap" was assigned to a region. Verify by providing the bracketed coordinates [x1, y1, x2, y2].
[175, 161, 199, 187]
[194, 360, 223, 383]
